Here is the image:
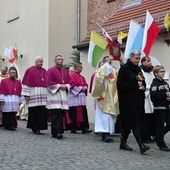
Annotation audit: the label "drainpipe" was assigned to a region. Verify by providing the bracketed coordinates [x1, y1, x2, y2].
[77, 0, 80, 44]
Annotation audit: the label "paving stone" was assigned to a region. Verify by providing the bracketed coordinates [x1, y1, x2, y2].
[0, 120, 170, 170]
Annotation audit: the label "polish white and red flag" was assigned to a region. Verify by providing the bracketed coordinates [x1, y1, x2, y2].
[3, 45, 17, 63]
[142, 10, 160, 56]
[97, 23, 113, 44]
[8, 45, 17, 63]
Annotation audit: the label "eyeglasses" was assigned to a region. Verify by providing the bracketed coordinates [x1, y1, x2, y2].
[56, 59, 63, 61]
[158, 71, 165, 73]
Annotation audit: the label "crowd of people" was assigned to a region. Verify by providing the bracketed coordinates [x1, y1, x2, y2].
[0, 50, 170, 154]
[91, 50, 170, 153]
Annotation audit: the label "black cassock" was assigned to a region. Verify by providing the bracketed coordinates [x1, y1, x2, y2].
[117, 59, 146, 132]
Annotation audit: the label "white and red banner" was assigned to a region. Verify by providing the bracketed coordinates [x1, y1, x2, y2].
[142, 10, 160, 56]
[3, 45, 17, 63]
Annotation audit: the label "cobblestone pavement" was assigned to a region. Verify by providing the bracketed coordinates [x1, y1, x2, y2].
[0, 120, 170, 170]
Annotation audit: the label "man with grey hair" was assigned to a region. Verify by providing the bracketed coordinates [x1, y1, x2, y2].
[0, 66, 8, 83]
[22, 56, 48, 135]
[117, 50, 150, 154]
[69, 66, 74, 73]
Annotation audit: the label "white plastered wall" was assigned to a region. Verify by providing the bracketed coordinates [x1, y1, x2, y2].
[0, 0, 49, 78]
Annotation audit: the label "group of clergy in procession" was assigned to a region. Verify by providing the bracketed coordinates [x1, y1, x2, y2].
[0, 50, 170, 154]
[0, 55, 92, 140]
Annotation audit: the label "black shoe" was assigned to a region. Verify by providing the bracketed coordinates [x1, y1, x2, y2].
[102, 133, 114, 143]
[56, 134, 63, 139]
[120, 136, 133, 151]
[154, 137, 164, 147]
[32, 130, 41, 135]
[5, 127, 15, 131]
[52, 134, 63, 139]
[71, 131, 77, 134]
[102, 137, 114, 143]
[82, 129, 92, 134]
[8, 127, 16, 131]
[94, 132, 101, 135]
[120, 143, 133, 151]
[138, 141, 150, 154]
[141, 145, 150, 154]
[160, 145, 170, 151]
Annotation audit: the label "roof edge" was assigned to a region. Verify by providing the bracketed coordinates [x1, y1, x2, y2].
[72, 42, 89, 50]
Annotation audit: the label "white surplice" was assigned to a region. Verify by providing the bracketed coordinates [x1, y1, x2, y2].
[94, 99, 116, 134]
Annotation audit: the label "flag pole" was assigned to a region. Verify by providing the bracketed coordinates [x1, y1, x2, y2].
[168, 11, 170, 38]
[96, 22, 102, 30]
[96, 22, 105, 35]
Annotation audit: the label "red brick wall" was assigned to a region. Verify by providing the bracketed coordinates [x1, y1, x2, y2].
[87, 0, 124, 34]
[87, 0, 149, 34]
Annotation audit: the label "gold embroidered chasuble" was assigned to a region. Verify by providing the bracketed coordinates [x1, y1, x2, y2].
[92, 63, 119, 116]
